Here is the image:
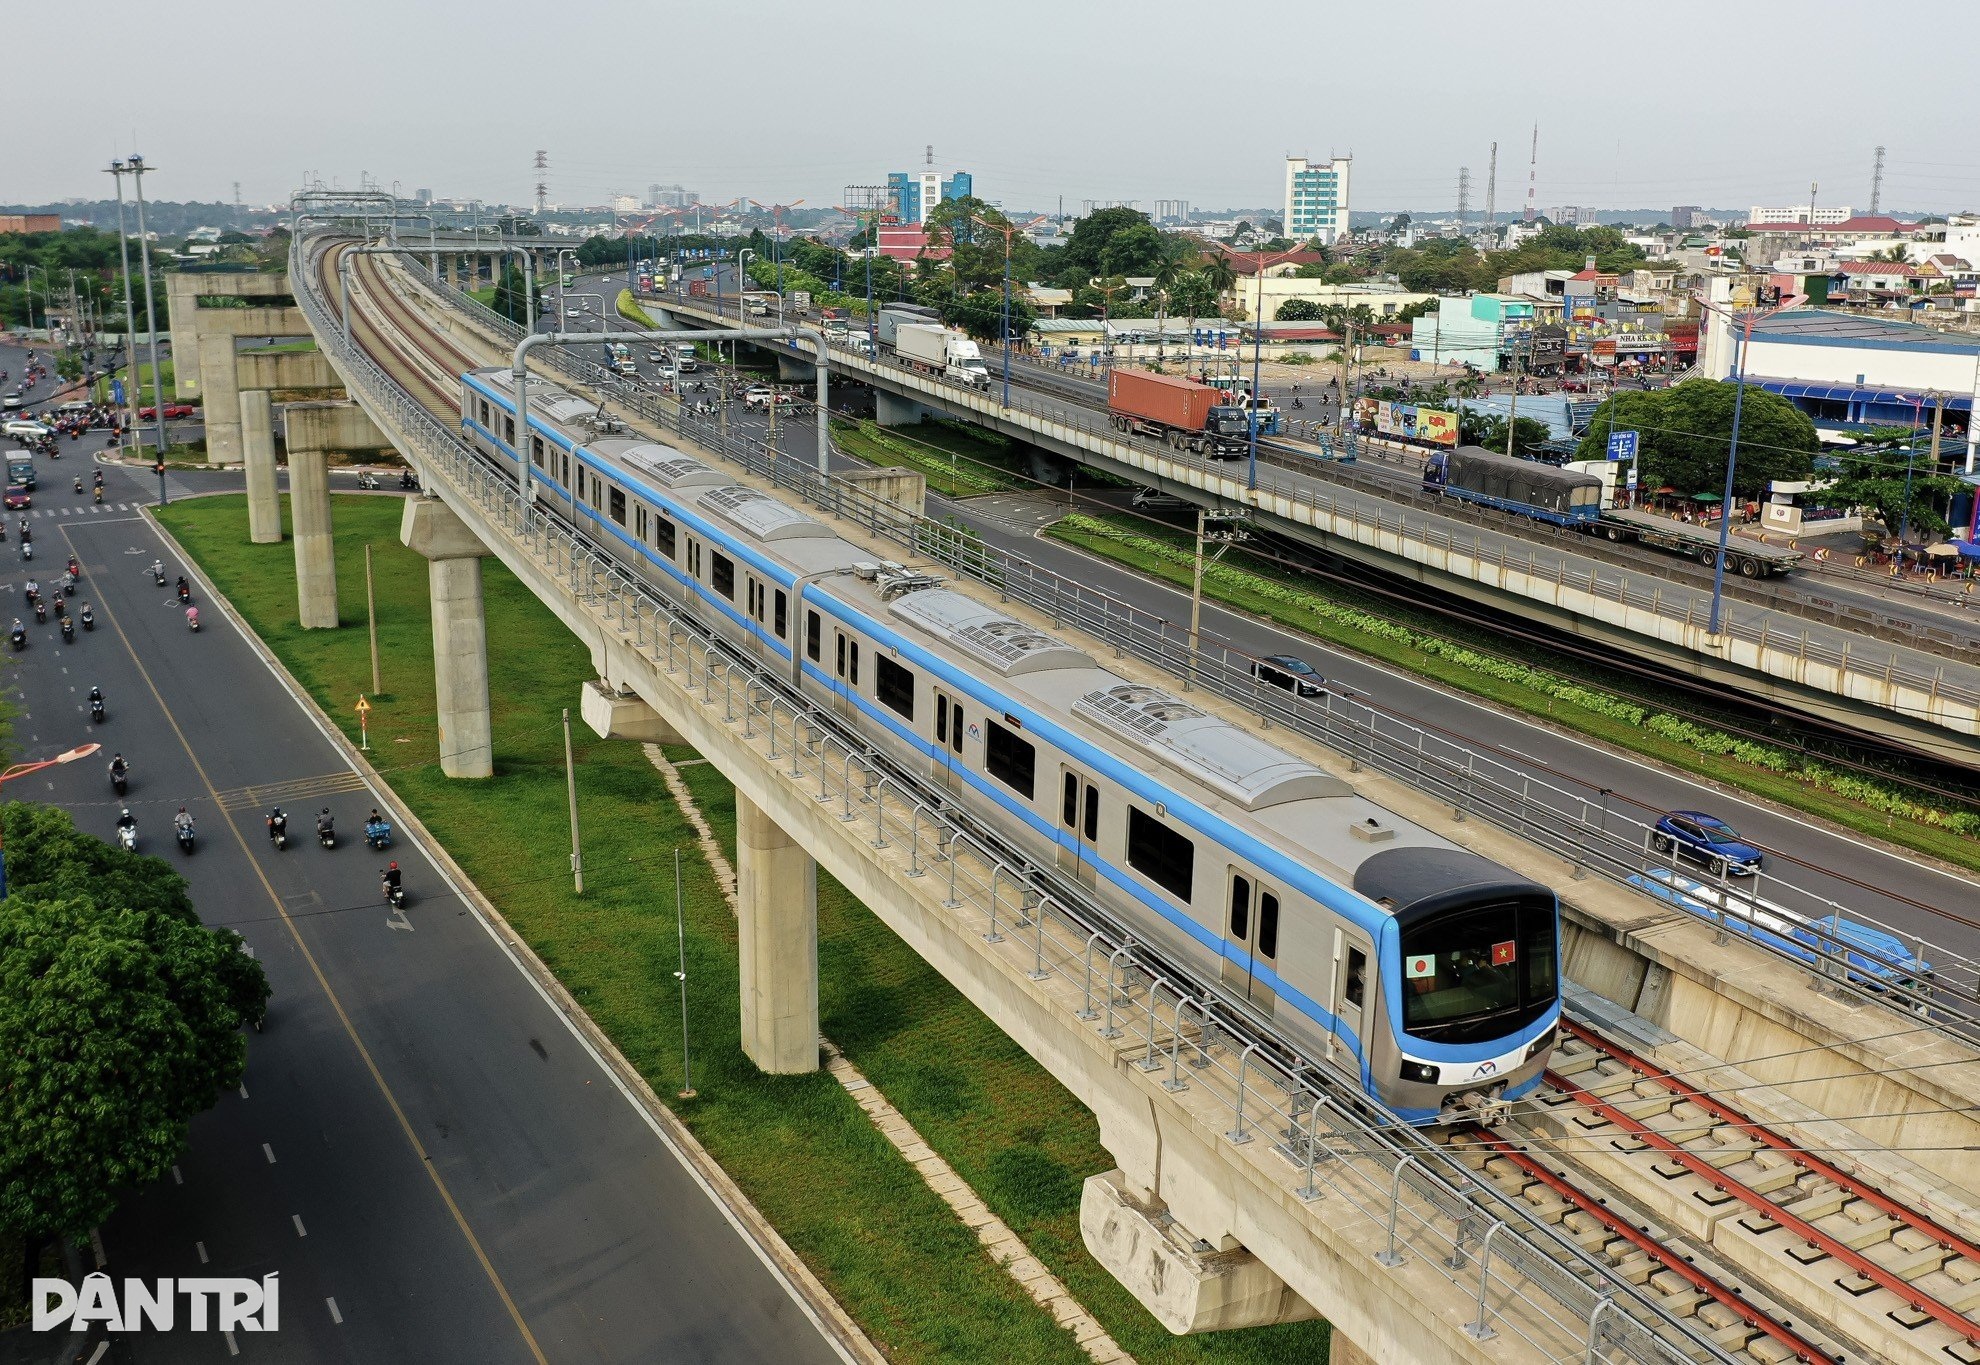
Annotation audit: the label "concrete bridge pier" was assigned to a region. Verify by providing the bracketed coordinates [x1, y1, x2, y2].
[579, 677, 685, 744]
[239, 389, 282, 544]
[874, 391, 935, 428]
[402, 498, 494, 778]
[775, 353, 816, 384]
[736, 790, 819, 1074]
[288, 446, 338, 628]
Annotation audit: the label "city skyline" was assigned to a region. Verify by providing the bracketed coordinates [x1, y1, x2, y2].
[16, 0, 1980, 217]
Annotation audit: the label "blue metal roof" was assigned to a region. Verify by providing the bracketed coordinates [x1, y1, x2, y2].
[1750, 377, 1973, 410]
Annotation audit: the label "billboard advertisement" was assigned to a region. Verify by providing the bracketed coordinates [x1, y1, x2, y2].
[1417, 408, 1459, 445]
[1354, 399, 1458, 445]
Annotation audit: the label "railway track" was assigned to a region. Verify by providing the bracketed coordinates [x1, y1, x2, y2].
[1455, 1017, 1980, 1364]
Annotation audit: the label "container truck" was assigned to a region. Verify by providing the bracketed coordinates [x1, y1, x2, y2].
[1424, 446, 1801, 577]
[896, 324, 991, 388]
[1106, 368, 1254, 457]
[876, 303, 943, 347]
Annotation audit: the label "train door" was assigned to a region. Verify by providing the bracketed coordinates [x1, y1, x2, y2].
[832, 628, 861, 719]
[1220, 871, 1279, 1017]
[1326, 928, 1372, 1075]
[932, 690, 966, 792]
[1056, 768, 1100, 889]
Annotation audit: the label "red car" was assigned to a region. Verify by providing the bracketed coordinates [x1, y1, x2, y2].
[138, 403, 196, 420]
[4, 485, 31, 510]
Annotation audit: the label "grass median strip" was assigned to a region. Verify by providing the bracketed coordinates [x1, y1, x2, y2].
[159, 493, 1331, 1365]
[1047, 510, 1980, 873]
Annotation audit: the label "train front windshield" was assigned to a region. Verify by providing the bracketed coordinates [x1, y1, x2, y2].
[1399, 899, 1556, 1045]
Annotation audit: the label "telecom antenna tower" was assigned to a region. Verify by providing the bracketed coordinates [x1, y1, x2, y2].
[533, 149, 549, 214]
[1523, 124, 1538, 222]
[1484, 142, 1498, 235]
[1456, 167, 1471, 232]
[1870, 145, 1886, 215]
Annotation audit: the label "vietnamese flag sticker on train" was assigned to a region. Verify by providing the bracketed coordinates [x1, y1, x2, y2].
[1405, 955, 1435, 979]
[1491, 940, 1518, 966]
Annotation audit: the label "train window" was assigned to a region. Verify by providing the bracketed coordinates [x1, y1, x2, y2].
[1127, 808, 1194, 903]
[1258, 892, 1280, 960]
[561, 454, 571, 487]
[635, 506, 647, 540]
[1397, 901, 1556, 1044]
[503, 416, 515, 446]
[876, 656, 914, 719]
[1062, 772, 1078, 828]
[656, 517, 677, 560]
[1345, 948, 1366, 1009]
[951, 703, 964, 754]
[848, 641, 860, 686]
[478, 399, 490, 428]
[835, 632, 846, 677]
[608, 487, 627, 526]
[936, 695, 949, 745]
[806, 611, 821, 662]
[1083, 785, 1098, 843]
[531, 435, 545, 468]
[711, 552, 734, 599]
[1229, 874, 1251, 939]
[773, 590, 788, 639]
[687, 541, 701, 576]
[983, 720, 1035, 800]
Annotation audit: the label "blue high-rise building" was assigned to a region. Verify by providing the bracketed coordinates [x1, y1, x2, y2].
[884, 167, 975, 224]
[941, 170, 973, 203]
[886, 171, 919, 224]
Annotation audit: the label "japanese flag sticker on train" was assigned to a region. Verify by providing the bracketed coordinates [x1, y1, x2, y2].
[1405, 955, 1435, 979]
[1491, 940, 1518, 966]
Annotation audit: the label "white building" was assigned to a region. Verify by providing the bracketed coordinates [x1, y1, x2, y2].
[1748, 204, 1853, 227]
[1283, 155, 1352, 244]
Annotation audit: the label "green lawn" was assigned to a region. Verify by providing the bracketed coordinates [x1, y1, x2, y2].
[833, 417, 1028, 498]
[94, 357, 180, 409]
[1049, 512, 1980, 873]
[158, 494, 1330, 1364]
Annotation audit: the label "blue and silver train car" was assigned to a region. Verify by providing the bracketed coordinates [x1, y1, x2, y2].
[461, 368, 1561, 1121]
[1424, 444, 1603, 527]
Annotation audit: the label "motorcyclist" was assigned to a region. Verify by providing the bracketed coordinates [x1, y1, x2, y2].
[108, 752, 127, 780]
[176, 576, 190, 601]
[89, 685, 102, 706]
[23, 577, 38, 602]
[116, 807, 136, 835]
[316, 807, 334, 838]
[79, 602, 93, 628]
[174, 806, 194, 838]
[267, 806, 287, 842]
[66, 555, 79, 579]
[382, 861, 403, 897]
[185, 605, 199, 630]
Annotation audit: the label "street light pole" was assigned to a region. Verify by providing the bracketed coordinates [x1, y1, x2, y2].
[0, 742, 101, 899]
[126, 155, 170, 462]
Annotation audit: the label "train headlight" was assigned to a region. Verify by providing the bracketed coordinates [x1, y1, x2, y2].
[1399, 1060, 1440, 1085]
[1524, 1028, 1557, 1062]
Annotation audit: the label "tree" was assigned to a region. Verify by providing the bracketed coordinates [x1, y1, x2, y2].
[1276, 298, 1324, 322]
[1571, 381, 1818, 499]
[1060, 206, 1156, 275]
[489, 263, 539, 325]
[945, 289, 1036, 343]
[0, 803, 268, 1293]
[1820, 434, 1967, 541]
[1460, 411, 1553, 459]
[1099, 221, 1166, 279]
[1389, 213, 1412, 235]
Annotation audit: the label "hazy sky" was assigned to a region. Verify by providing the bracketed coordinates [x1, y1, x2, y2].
[25, 0, 1978, 216]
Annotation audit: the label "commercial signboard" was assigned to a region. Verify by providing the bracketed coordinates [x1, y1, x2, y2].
[1354, 399, 1458, 445]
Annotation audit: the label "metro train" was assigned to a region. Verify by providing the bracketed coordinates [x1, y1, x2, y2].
[459, 367, 1561, 1122]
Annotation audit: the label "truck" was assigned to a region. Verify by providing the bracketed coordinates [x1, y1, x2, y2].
[876, 303, 943, 348]
[896, 324, 991, 389]
[1424, 446, 1802, 578]
[5, 451, 33, 490]
[1106, 368, 1254, 458]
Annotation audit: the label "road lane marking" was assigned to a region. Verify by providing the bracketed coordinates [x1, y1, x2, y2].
[89, 1227, 105, 1267]
[240, 1082, 249, 1099]
[293, 1214, 307, 1238]
[196, 1241, 208, 1264]
[263, 1143, 275, 1164]
[85, 1343, 108, 1365]
[79, 520, 553, 1365]
[327, 1297, 343, 1324]
[171, 1165, 183, 1185]
[223, 1329, 238, 1356]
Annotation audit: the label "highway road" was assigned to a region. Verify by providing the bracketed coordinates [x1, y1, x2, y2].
[3, 453, 846, 1363]
[519, 285, 1980, 966]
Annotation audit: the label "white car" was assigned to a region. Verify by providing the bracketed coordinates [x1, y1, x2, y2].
[3, 419, 51, 439]
[743, 386, 774, 409]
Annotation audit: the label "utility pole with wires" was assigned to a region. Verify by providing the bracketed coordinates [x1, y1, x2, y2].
[1187, 507, 1250, 691]
[1869, 146, 1886, 216]
[533, 149, 550, 216]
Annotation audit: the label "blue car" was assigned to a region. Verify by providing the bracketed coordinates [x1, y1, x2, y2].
[1652, 811, 1763, 876]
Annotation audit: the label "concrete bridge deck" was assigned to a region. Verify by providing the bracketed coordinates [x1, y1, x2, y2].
[646, 290, 1980, 769]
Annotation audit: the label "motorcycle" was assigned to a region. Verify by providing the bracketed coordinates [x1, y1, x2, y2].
[32, 600, 45, 624]
[117, 822, 137, 852]
[73, 477, 83, 494]
[60, 572, 75, 597]
[267, 816, 287, 850]
[8, 625, 24, 651]
[151, 562, 166, 586]
[398, 471, 418, 490]
[381, 871, 407, 910]
[80, 607, 93, 632]
[21, 541, 31, 561]
[364, 818, 394, 850]
[176, 822, 196, 855]
[59, 616, 73, 643]
[318, 821, 336, 849]
[176, 582, 190, 604]
[356, 469, 381, 490]
[110, 767, 128, 797]
[90, 697, 105, 723]
[186, 607, 200, 632]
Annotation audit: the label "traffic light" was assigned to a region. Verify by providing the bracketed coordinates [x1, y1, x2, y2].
[154, 460, 165, 476]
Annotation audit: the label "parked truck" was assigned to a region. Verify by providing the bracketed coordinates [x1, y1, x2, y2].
[1106, 368, 1254, 457]
[896, 324, 991, 389]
